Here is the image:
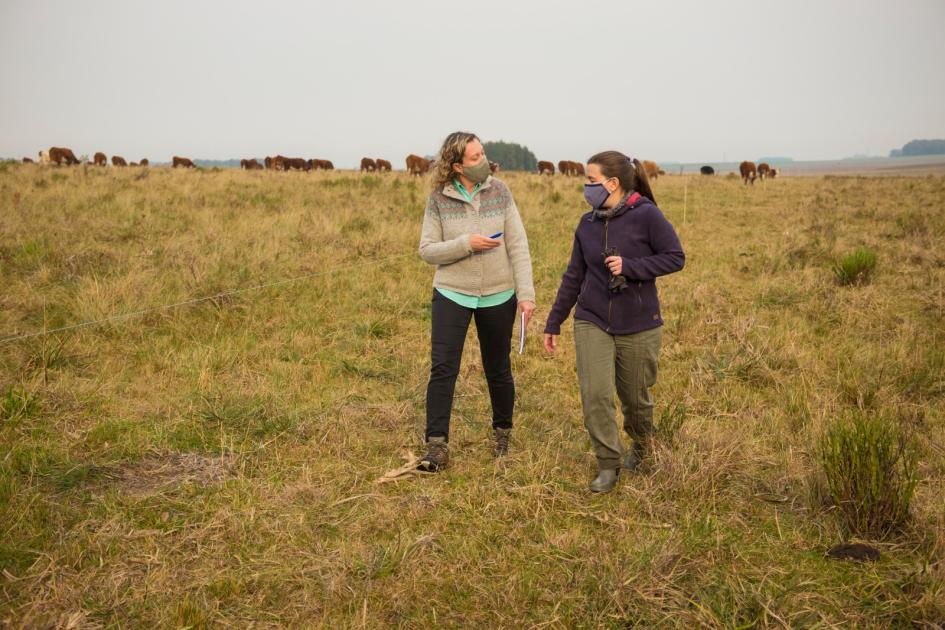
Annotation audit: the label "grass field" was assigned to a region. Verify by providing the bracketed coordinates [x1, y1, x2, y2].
[1, 163, 944, 627]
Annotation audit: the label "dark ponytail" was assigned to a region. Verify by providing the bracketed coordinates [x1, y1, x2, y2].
[586, 150, 656, 204]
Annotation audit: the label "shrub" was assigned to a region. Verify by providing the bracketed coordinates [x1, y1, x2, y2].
[817, 411, 918, 537]
[834, 247, 877, 286]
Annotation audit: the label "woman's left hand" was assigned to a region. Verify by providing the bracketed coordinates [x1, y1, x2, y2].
[604, 256, 622, 276]
[518, 300, 536, 327]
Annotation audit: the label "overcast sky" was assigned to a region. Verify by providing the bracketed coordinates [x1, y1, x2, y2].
[2, 0, 943, 167]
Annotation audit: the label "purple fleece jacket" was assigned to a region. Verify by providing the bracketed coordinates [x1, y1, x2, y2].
[544, 192, 685, 335]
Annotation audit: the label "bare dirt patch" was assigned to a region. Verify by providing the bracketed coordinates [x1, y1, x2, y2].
[107, 452, 235, 495]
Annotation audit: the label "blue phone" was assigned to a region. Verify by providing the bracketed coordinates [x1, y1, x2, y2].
[489, 232, 503, 239]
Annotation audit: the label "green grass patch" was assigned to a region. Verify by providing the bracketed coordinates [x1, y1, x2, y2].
[817, 410, 918, 537]
[1, 385, 38, 423]
[834, 246, 878, 286]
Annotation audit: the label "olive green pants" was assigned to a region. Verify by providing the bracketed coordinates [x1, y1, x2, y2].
[574, 320, 662, 470]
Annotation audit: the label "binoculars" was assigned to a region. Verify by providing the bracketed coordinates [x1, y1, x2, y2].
[602, 247, 629, 293]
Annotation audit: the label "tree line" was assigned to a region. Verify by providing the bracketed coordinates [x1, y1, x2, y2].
[889, 139, 945, 158]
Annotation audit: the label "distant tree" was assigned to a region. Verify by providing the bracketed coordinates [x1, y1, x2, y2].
[482, 141, 538, 171]
[890, 139, 945, 158]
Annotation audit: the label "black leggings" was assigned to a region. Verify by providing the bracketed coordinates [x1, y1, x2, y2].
[425, 289, 517, 441]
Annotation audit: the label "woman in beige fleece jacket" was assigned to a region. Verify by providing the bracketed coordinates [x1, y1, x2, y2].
[417, 131, 536, 471]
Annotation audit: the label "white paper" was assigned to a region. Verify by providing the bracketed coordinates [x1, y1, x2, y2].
[518, 311, 526, 354]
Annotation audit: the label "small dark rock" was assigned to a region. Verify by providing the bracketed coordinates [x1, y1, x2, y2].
[826, 543, 880, 562]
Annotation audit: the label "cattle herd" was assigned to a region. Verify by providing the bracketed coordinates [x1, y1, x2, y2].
[28, 147, 159, 168]
[255, 156, 335, 171]
[536, 159, 670, 180]
[738, 160, 779, 185]
[21, 146, 777, 183]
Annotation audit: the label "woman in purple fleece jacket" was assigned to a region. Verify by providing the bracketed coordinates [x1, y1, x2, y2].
[543, 151, 684, 492]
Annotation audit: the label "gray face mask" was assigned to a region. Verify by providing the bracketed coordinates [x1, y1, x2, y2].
[461, 158, 491, 184]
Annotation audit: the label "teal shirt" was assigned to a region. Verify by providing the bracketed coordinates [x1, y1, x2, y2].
[436, 287, 515, 309]
[453, 179, 482, 202]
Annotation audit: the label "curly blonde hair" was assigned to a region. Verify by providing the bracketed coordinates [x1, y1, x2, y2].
[431, 131, 480, 191]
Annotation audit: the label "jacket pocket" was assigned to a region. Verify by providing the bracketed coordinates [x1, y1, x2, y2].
[613, 282, 642, 317]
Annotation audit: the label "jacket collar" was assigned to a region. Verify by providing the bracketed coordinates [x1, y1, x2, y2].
[590, 191, 643, 221]
[441, 175, 494, 203]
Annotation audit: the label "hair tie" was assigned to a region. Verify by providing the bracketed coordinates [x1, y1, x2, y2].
[626, 155, 635, 165]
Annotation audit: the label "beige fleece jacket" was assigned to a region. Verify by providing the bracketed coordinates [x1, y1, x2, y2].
[418, 176, 535, 303]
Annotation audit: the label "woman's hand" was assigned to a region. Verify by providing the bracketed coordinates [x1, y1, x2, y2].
[604, 255, 623, 276]
[543, 333, 558, 354]
[470, 234, 501, 252]
[518, 300, 536, 327]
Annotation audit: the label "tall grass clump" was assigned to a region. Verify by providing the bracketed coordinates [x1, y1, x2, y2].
[1, 385, 38, 422]
[833, 247, 877, 286]
[817, 411, 918, 537]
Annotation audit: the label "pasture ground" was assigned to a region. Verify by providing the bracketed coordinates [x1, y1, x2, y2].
[1, 163, 944, 627]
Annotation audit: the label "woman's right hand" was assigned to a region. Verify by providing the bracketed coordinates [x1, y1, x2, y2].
[543, 333, 558, 354]
[469, 234, 501, 252]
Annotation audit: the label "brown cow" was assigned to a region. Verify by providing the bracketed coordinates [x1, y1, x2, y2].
[768, 168, 778, 178]
[283, 157, 308, 171]
[22, 157, 34, 163]
[240, 158, 262, 170]
[376, 158, 392, 172]
[405, 154, 432, 176]
[360, 157, 377, 172]
[739, 161, 756, 185]
[173, 156, 196, 168]
[757, 162, 771, 179]
[313, 159, 334, 171]
[489, 160, 500, 174]
[538, 160, 555, 176]
[112, 155, 128, 167]
[642, 160, 662, 180]
[140, 158, 149, 167]
[558, 161, 585, 176]
[49, 147, 80, 165]
[93, 152, 107, 166]
[266, 155, 288, 170]
[129, 162, 139, 167]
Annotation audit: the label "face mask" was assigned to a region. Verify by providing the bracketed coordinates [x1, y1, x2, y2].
[461, 157, 491, 184]
[583, 178, 615, 209]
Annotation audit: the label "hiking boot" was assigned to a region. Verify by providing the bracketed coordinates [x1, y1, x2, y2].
[622, 441, 645, 472]
[493, 427, 512, 458]
[418, 437, 449, 472]
[589, 468, 619, 493]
